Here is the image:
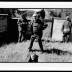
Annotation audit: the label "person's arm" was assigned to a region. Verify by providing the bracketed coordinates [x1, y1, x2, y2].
[41, 21, 48, 30]
[61, 23, 64, 32]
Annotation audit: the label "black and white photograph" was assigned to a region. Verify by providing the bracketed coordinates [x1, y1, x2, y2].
[0, 2, 72, 64]
[0, 8, 72, 63]
[1, 1, 72, 71]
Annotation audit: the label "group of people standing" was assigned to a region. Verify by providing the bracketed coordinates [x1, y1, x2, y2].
[62, 16, 72, 42]
[17, 9, 72, 52]
[17, 9, 46, 52]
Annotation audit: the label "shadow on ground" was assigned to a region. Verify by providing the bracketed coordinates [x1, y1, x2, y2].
[31, 48, 72, 56]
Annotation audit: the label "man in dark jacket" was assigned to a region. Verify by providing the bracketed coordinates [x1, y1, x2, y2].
[28, 10, 45, 52]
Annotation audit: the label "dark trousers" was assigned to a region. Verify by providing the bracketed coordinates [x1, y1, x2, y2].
[63, 32, 71, 42]
[29, 34, 43, 51]
[18, 31, 26, 42]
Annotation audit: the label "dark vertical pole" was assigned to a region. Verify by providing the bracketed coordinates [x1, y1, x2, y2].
[50, 17, 54, 38]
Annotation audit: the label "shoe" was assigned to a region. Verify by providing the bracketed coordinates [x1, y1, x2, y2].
[28, 48, 32, 52]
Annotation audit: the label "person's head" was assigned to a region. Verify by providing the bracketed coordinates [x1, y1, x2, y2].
[30, 53, 38, 61]
[15, 10, 18, 13]
[36, 9, 45, 20]
[22, 14, 27, 21]
[33, 12, 39, 20]
[66, 16, 71, 22]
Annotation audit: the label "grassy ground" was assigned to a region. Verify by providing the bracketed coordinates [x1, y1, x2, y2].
[0, 41, 30, 62]
[0, 40, 72, 62]
[38, 41, 72, 62]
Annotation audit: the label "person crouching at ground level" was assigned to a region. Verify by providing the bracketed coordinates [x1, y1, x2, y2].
[28, 53, 38, 62]
[61, 16, 72, 42]
[28, 10, 45, 52]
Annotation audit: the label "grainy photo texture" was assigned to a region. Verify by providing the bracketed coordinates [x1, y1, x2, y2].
[0, 8, 72, 62]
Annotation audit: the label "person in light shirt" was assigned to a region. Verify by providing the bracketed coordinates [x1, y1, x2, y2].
[62, 16, 72, 42]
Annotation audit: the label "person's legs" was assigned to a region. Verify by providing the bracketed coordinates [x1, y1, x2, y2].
[18, 31, 22, 42]
[20, 31, 24, 42]
[64, 33, 69, 42]
[22, 31, 26, 41]
[38, 37, 43, 51]
[18, 25, 22, 42]
[66, 32, 70, 42]
[29, 36, 35, 51]
[63, 33, 66, 42]
[68, 32, 71, 42]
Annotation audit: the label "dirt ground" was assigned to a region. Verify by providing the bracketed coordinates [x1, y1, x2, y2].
[0, 40, 72, 62]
